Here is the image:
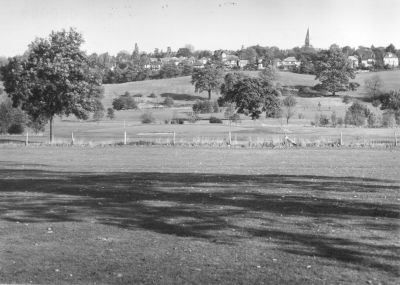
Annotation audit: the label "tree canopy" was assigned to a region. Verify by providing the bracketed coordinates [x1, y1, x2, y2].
[314, 47, 355, 96]
[1, 28, 104, 141]
[191, 64, 223, 100]
[219, 77, 281, 119]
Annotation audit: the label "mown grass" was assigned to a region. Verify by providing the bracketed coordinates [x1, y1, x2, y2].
[0, 147, 399, 284]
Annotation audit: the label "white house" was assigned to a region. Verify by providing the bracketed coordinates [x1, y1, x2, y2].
[348, 56, 359, 69]
[383, 52, 399, 68]
[281, 57, 301, 70]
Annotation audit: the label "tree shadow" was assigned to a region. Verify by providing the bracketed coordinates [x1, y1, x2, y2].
[0, 168, 399, 275]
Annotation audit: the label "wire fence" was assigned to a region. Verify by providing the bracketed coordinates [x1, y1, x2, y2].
[1, 131, 398, 148]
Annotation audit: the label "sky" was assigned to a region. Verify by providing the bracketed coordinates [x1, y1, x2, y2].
[0, 0, 399, 57]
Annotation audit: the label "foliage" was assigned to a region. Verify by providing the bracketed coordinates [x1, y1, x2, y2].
[209, 116, 223, 123]
[106, 108, 115, 120]
[344, 101, 372, 126]
[1, 28, 103, 141]
[314, 47, 356, 96]
[220, 72, 249, 98]
[148, 93, 157, 98]
[219, 77, 281, 120]
[7, 123, 25, 134]
[382, 112, 396, 127]
[330, 111, 337, 127]
[163, 97, 174, 107]
[258, 66, 279, 83]
[379, 90, 400, 111]
[112, 93, 137, 110]
[140, 111, 156, 124]
[158, 63, 181, 79]
[364, 75, 383, 98]
[192, 100, 219, 114]
[0, 99, 26, 134]
[282, 95, 297, 124]
[27, 115, 47, 133]
[93, 109, 105, 121]
[191, 64, 223, 100]
[319, 114, 330, 126]
[342, 95, 352, 104]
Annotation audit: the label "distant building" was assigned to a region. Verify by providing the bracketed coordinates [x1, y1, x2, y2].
[238, 59, 249, 68]
[348, 56, 359, 69]
[281, 57, 301, 70]
[383, 52, 399, 68]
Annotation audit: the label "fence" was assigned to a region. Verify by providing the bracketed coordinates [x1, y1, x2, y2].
[1, 130, 398, 148]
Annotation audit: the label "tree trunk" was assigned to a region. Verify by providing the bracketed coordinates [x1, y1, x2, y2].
[208, 90, 211, 100]
[49, 116, 54, 143]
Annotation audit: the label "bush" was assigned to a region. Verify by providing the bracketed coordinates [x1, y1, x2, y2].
[133, 93, 143, 98]
[0, 100, 26, 134]
[192, 100, 214, 114]
[337, 117, 344, 126]
[348, 82, 360, 91]
[344, 101, 371, 126]
[367, 113, 378, 127]
[163, 97, 174, 107]
[140, 111, 156, 124]
[319, 114, 330, 126]
[106, 108, 115, 120]
[93, 109, 105, 121]
[112, 93, 138, 110]
[148, 93, 157, 98]
[209, 116, 223, 123]
[342, 95, 352, 104]
[382, 112, 396, 127]
[7, 123, 24, 134]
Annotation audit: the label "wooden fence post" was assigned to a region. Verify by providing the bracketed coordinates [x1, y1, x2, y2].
[340, 132, 343, 146]
[228, 131, 232, 145]
[395, 131, 398, 147]
[71, 132, 74, 145]
[25, 132, 29, 146]
[124, 131, 127, 145]
[173, 131, 176, 145]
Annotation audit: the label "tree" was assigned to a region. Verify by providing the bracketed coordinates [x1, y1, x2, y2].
[159, 63, 181, 79]
[1, 28, 103, 142]
[106, 107, 115, 120]
[219, 77, 280, 119]
[0, 99, 26, 134]
[364, 75, 383, 98]
[314, 48, 355, 96]
[92, 100, 105, 121]
[191, 64, 223, 100]
[385, 44, 396, 54]
[282, 95, 297, 124]
[176, 47, 192, 58]
[344, 101, 372, 126]
[163, 97, 174, 107]
[258, 66, 279, 83]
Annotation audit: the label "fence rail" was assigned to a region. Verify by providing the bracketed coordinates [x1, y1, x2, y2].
[1, 131, 398, 148]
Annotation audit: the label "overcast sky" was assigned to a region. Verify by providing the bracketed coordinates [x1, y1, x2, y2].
[0, 0, 399, 56]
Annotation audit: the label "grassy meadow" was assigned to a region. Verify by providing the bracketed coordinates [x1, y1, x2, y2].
[0, 147, 399, 284]
[1, 70, 400, 145]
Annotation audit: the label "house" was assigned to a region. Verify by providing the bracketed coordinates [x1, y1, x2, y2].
[281, 57, 301, 70]
[383, 52, 399, 68]
[272, 58, 282, 68]
[224, 55, 239, 68]
[238, 59, 249, 68]
[257, 59, 264, 70]
[357, 50, 375, 68]
[348, 56, 359, 69]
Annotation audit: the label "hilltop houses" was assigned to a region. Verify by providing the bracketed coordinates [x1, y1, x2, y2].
[280, 56, 301, 70]
[383, 52, 399, 68]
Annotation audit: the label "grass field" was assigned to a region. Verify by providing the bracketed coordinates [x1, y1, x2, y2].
[1, 70, 400, 145]
[0, 147, 399, 284]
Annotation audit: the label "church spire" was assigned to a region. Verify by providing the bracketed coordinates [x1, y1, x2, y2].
[305, 27, 310, 48]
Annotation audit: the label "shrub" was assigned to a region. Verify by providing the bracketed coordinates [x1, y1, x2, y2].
[112, 94, 138, 110]
[330, 111, 337, 127]
[140, 111, 156, 124]
[344, 101, 371, 126]
[367, 113, 377, 127]
[171, 118, 185, 124]
[163, 97, 174, 107]
[342, 95, 352, 104]
[337, 117, 344, 126]
[348, 82, 360, 91]
[319, 114, 330, 126]
[133, 93, 143, 98]
[148, 93, 157, 98]
[298, 113, 305, 119]
[106, 108, 115, 120]
[382, 112, 396, 127]
[372, 99, 381, 108]
[93, 109, 105, 121]
[7, 123, 24, 134]
[209, 116, 223, 123]
[192, 100, 213, 114]
[0, 100, 26, 134]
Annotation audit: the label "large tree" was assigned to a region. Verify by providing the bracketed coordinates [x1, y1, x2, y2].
[1, 28, 103, 142]
[219, 77, 280, 119]
[314, 47, 355, 96]
[191, 64, 223, 100]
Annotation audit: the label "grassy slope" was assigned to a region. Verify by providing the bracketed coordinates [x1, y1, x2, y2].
[0, 147, 399, 284]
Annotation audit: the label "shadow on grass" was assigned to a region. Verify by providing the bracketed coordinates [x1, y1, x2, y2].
[0, 168, 399, 275]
